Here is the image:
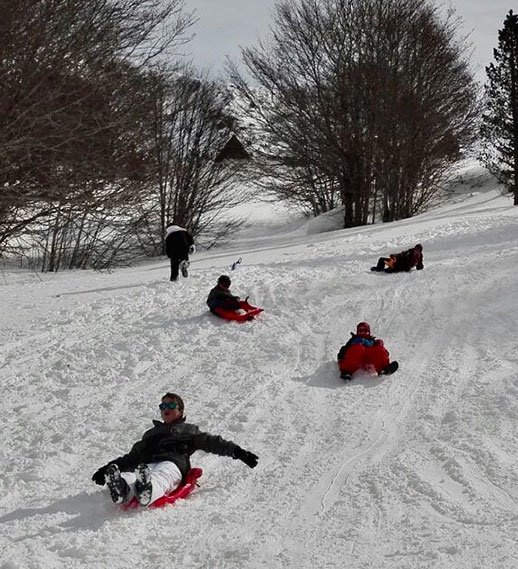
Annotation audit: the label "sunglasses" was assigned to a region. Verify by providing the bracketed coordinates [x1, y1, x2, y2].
[159, 402, 178, 411]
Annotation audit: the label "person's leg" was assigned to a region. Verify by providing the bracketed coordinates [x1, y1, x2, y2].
[120, 471, 137, 501]
[180, 258, 190, 278]
[220, 297, 241, 310]
[365, 344, 390, 373]
[338, 344, 366, 374]
[137, 461, 183, 506]
[170, 258, 180, 281]
[105, 465, 132, 503]
[371, 257, 389, 271]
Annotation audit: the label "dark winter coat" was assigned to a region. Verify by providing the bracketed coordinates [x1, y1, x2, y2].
[337, 333, 380, 361]
[206, 284, 240, 312]
[392, 247, 423, 272]
[108, 418, 238, 481]
[165, 226, 194, 261]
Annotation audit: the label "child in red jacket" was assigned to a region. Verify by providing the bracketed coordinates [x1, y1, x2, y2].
[337, 322, 398, 381]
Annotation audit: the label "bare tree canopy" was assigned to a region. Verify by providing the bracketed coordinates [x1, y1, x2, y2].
[132, 67, 247, 256]
[230, 0, 479, 227]
[0, 0, 195, 265]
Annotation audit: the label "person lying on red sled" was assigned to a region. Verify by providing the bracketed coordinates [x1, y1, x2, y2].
[337, 322, 398, 381]
[206, 275, 263, 322]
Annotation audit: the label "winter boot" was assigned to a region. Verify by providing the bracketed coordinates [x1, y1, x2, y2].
[135, 464, 153, 506]
[379, 361, 399, 376]
[340, 371, 353, 381]
[180, 260, 190, 278]
[105, 464, 130, 504]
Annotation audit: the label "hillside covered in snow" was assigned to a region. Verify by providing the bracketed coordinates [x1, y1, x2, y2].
[0, 163, 517, 569]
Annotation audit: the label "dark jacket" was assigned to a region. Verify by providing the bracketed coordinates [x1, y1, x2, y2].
[337, 333, 379, 361]
[392, 247, 423, 272]
[165, 226, 194, 260]
[206, 284, 240, 312]
[109, 418, 238, 481]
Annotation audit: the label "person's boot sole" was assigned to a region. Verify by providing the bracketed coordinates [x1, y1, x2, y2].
[135, 464, 153, 506]
[105, 465, 129, 504]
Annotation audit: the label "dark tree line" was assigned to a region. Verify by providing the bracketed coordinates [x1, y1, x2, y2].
[481, 10, 518, 205]
[0, 0, 193, 264]
[0, 0, 246, 270]
[230, 0, 479, 227]
[2, 0, 497, 270]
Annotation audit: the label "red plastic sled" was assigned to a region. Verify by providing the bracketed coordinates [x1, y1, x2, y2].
[121, 467, 203, 510]
[212, 300, 264, 322]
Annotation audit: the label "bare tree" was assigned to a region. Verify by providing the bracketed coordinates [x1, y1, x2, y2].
[0, 0, 195, 256]
[133, 67, 246, 255]
[230, 0, 478, 227]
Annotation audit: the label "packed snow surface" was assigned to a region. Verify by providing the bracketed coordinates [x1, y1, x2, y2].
[1, 166, 517, 568]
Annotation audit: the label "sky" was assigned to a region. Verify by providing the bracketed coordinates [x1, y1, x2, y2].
[1, 160, 517, 568]
[183, 0, 513, 82]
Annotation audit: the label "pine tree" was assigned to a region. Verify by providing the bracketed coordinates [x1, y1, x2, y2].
[481, 10, 518, 205]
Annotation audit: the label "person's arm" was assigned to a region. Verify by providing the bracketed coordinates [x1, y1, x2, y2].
[192, 432, 258, 468]
[337, 336, 356, 360]
[164, 235, 172, 258]
[192, 432, 237, 456]
[184, 231, 195, 254]
[111, 438, 149, 471]
[91, 438, 148, 484]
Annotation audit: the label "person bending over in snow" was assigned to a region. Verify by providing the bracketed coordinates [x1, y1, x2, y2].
[165, 224, 195, 282]
[92, 392, 258, 506]
[371, 243, 423, 273]
[337, 322, 398, 381]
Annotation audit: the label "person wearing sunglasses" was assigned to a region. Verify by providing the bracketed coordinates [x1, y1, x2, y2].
[337, 322, 398, 381]
[92, 392, 258, 506]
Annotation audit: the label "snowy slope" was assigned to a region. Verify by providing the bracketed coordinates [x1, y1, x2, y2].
[1, 165, 517, 569]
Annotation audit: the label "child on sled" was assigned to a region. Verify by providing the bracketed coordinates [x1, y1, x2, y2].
[337, 322, 398, 381]
[92, 392, 258, 506]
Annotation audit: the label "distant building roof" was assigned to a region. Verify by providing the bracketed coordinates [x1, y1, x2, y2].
[215, 134, 251, 162]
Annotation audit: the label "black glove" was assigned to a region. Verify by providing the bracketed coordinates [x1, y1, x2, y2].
[233, 446, 259, 468]
[91, 464, 111, 485]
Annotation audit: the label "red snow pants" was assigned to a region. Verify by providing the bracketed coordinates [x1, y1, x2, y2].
[338, 343, 390, 374]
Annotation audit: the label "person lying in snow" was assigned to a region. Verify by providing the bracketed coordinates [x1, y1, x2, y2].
[92, 392, 258, 506]
[370, 243, 423, 273]
[337, 322, 398, 381]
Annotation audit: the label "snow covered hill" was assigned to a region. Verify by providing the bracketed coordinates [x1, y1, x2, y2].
[1, 165, 517, 569]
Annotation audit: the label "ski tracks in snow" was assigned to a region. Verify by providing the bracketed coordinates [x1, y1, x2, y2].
[1, 189, 518, 569]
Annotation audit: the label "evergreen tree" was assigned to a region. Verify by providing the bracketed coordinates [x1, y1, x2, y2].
[481, 10, 518, 205]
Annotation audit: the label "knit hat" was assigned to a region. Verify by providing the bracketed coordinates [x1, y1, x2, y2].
[414, 243, 423, 251]
[356, 322, 371, 336]
[218, 275, 231, 288]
